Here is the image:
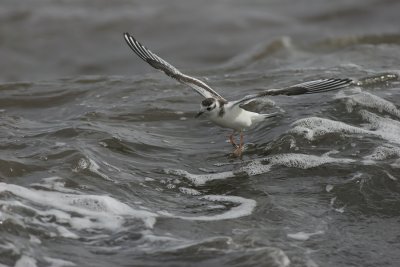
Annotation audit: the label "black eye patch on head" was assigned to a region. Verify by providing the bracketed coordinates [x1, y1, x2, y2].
[201, 98, 214, 106]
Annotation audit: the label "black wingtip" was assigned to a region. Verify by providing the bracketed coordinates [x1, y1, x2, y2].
[123, 32, 131, 40]
[345, 78, 355, 85]
[337, 78, 355, 87]
[123, 32, 141, 48]
[123, 32, 136, 42]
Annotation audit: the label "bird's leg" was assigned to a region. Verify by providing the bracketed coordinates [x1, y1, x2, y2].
[239, 131, 244, 148]
[229, 132, 238, 148]
[233, 131, 244, 157]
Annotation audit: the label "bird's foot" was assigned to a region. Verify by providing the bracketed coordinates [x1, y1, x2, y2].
[229, 134, 238, 148]
[233, 145, 243, 157]
[230, 131, 244, 157]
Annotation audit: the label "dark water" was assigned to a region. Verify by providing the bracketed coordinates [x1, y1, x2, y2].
[1, 1, 400, 267]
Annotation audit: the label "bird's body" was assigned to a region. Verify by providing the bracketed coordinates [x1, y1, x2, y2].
[206, 101, 270, 131]
[211, 106, 253, 131]
[123, 32, 354, 156]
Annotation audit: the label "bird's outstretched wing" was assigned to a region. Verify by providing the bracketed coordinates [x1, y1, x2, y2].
[234, 78, 354, 106]
[123, 33, 227, 102]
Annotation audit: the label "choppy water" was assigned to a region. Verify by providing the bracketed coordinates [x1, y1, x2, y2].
[1, 1, 400, 267]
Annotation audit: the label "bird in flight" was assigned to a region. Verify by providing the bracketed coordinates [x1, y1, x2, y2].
[123, 32, 353, 156]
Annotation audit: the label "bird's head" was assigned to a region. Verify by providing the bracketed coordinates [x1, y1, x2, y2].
[195, 98, 220, 118]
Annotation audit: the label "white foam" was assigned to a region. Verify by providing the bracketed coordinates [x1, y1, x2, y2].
[240, 160, 272, 176]
[291, 112, 400, 145]
[241, 153, 355, 176]
[179, 187, 202, 196]
[337, 91, 400, 118]
[287, 230, 324, 241]
[159, 195, 256, 221]
[359, 110, 400, 144]
[335, 91, 400, 144]
[290, 117, 369, 140]
[166, 184, 176, 189]
[164, 169, 235, 186]
[364, 145, 400, 160]
[0, 183, 157, 234]
[167, 152, 357, 183]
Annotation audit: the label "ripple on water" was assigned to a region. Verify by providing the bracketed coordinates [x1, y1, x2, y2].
[159, 195, 257, 221]
[0, 28, 399, 267]
[154, 236, 290, 267]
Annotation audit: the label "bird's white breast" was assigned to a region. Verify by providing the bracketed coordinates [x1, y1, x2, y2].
[209, 104, 258, 131]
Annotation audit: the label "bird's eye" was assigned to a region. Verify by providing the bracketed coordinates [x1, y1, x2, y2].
[207, 107, 211, 111]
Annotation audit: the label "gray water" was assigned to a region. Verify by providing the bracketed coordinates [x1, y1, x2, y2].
[1, 1, 400, 266]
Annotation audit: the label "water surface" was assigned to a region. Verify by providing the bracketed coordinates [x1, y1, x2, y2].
[1, 1, 400, 266]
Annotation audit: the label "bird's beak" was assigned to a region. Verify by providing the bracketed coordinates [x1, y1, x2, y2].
[195, 110, 204, 118]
